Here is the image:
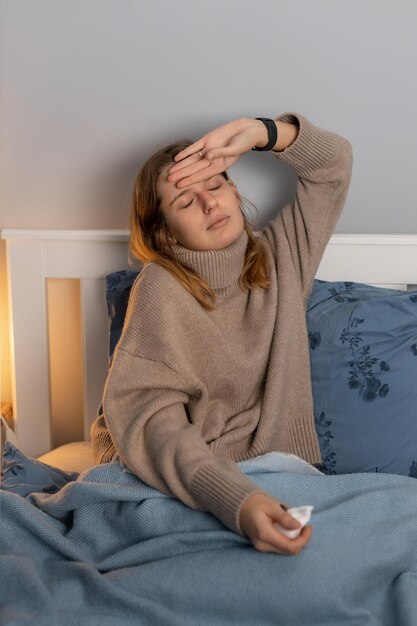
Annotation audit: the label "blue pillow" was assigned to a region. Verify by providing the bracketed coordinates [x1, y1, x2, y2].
[307, 280, 417, 478]
[1, 441, 79, 497]
[106, 270, 140, 362]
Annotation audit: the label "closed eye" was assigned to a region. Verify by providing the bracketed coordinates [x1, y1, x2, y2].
[180, 183, 221, 208]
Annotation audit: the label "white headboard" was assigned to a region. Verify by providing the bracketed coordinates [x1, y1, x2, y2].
[1, 230, 130, 457]
[2, 229, 417, 458]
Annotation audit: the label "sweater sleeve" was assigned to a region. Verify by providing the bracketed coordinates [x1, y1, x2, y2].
[102, 286, 263, 535]
[262, 113, 353, 302]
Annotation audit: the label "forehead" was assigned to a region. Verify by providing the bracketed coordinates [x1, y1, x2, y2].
[157, 165, 224, 203]
[157, 163, 176, 190]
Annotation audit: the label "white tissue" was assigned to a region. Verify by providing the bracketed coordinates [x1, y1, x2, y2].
[274, 505, 314, 539]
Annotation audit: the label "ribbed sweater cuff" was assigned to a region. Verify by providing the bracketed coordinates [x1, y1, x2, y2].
[287, 416, 322, 465]
[191, 464, 263, 536]
[273, 113, 341, 180]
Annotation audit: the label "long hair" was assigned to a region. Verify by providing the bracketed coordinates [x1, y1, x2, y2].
[130, 140, 271, 310]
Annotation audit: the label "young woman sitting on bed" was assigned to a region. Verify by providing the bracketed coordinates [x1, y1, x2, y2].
[91, 112, 353, 555]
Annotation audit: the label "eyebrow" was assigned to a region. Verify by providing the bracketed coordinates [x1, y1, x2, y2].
[169, 189, 188, 207]
[169, 175, 221, 207]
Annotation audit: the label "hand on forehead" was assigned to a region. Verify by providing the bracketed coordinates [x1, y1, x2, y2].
[167, 117, 257, 188]
[167, 150, 225, 189]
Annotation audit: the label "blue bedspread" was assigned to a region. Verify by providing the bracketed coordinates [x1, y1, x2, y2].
[1, 453, 417, 626]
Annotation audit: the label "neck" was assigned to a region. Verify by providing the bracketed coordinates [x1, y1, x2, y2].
[169, 229, 249, 293]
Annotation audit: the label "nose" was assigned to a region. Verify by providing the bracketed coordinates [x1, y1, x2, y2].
[201, 191, 218, 214]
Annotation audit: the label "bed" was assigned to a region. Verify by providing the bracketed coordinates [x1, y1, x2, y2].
[1, 228, 417, 625]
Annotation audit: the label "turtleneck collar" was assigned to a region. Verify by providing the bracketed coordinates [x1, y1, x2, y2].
[168, 228, 248, 293]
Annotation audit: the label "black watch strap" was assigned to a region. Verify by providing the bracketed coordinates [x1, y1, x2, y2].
[251, 118, 278, 151]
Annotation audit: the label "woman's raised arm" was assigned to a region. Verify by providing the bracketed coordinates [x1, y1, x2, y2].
[167, 117, 299, 188]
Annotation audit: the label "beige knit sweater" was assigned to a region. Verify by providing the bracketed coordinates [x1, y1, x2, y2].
[91, 113, 353, 535]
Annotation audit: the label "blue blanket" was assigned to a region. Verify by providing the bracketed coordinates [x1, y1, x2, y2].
[1, 453, 417, 626]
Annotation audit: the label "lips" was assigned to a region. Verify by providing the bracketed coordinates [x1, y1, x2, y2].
[208, 216, 229, 230]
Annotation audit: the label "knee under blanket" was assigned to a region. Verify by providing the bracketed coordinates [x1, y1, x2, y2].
[1, 453, 416, 626]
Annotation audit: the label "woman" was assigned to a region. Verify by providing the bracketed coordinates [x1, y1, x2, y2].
[91, 113, 353, 555]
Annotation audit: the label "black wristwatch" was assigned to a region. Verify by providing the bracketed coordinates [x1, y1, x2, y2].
[251, 118, 278, 151]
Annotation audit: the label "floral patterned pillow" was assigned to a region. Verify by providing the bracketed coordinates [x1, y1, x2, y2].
[307, 280, 417, 478]
[105, 270, 140, 362]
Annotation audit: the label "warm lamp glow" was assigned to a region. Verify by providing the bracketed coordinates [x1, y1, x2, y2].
[0, 240, 13, 425]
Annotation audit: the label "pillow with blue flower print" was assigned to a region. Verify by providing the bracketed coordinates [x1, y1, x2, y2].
[307, 280, 417, 478]
[1, 440, 79, 497]
[105, 269, 141, 362]
[95, 269, 140, 419]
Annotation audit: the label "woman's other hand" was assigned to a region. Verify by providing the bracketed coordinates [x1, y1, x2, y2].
[167, 117, 267, 188]
[239, 492, 313, 555]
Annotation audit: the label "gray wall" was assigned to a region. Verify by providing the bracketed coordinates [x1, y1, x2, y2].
[1, 0, 417, 233]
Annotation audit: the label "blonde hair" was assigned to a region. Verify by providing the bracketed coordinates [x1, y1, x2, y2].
[130, 140, 271, 310]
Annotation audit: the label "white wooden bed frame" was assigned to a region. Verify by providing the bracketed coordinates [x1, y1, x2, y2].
[1, 228, 417, 459]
